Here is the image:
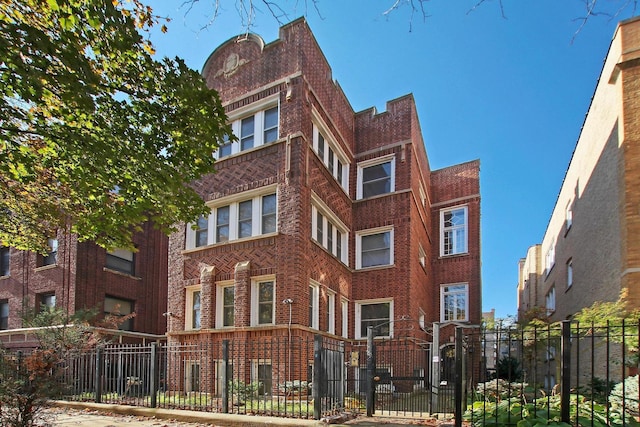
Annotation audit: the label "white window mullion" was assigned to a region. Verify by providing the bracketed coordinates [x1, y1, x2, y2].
[341, 298, 348, 338]
[229, 204, 238, 241]
[311, 206, 318, 241]
[322, 216, 328, 248]
[252, 198, 260, 237]
[255, 110, 264, 147]
[207, 215, 214, 246]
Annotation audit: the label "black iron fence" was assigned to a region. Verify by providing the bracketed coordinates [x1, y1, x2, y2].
[2, 321, 640, 423]
[460, 320, 640, 427]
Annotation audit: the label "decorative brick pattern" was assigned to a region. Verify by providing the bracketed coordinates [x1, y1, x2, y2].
[168, 19, 482, 347]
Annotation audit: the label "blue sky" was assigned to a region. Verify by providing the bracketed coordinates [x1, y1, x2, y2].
[145, 1, 634, 319]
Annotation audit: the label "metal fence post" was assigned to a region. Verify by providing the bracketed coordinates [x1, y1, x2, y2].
[222, 340, 229, 414]
[95, 346, 103, 404]
[561, 320, 571, 423]
[430, 323, 440, 414]
[454, 327, 463, 427]
[149, 342, 158, 408]
[366, 326, 375, 417]
[313, 334, 322, 420]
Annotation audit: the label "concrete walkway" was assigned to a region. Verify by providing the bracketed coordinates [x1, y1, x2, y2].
[46, 401, 448, 426]
[49, 401, 323, 426]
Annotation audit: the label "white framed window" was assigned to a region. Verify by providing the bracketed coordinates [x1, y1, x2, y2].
[327, 291, 336, 334]
[419, 183, 427, 208]
[567, 259, 573, 289]
[104, 296, 134, 331]
[341, 298, 349, 338]
[440, 283, 468, 322]
[357, 155, 395, 199]
[355, 299, 393, 339]
[419, 309, 426, 329]
[311, 194, 349, 264]
[252, 360, 273, 394]
[186, 187, 277, 249]
[195, 215, 209, 248]
[565, 200, 573, 231]
[185, 361, 200, 392]
[545, 239, 556, 275]
[418, 244, 426, 268]
[309, 282, 320, 329]
[216, 281, 235, 328]
[356, 226, 394, 269]
[251, 277, 275, 326]
[440, 206, 468, 256]
[546, 286, 556, 315]
[215, 101, 279, 158]
[312, 118, 350, 192]
[106, 248, 135, 275]
[185, 285, 202, 330]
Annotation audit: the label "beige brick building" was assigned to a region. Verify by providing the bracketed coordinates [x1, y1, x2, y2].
[517, 16, 640, 322]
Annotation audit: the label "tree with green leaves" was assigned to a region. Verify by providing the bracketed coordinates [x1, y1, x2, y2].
[0, 0, 232, 253]
[0, 306, 133, 426]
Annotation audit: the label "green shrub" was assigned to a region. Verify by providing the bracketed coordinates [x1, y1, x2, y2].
[609, 375, 639, 417]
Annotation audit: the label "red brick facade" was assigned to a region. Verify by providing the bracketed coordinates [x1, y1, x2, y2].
[167, 18, 482, 349]
[0, 223, 168, 345]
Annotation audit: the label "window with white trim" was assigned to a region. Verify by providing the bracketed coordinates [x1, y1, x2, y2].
[357, 155, 395, 199]
[185, 286, 202, 330]
[309, 282, 319, 329]
[186, 189, 277, 249]
[356, 227, 393, 269]
[419, 183, 427, 208]
[106, 248, 135, 275]
[185, 361, 200, 392]
[440, 283, 468, 322]
[545, 240, 556, 275]
[312, 123, 349, 191]
[216, 282, 235, 328]
[195, 215, 209, 247]
[440, 206, 468, 256]
[418, 244, 426, 268]
[567, 259, 573, 289]
[546, 286, 556, 314]
[356, 299, 393, 339]
[341, 298, 349, 338]
[327, 291, 336, 334]
[252, 278, 275, 326]
[311, 197, 348, 264]
[215, 105, 279, 158]
[252, 360, 273, 394]
[565, 200, 573, 231]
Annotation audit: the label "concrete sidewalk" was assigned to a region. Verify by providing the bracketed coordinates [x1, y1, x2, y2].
[49, 401, 324, 426]
[47, 401, 445, 426]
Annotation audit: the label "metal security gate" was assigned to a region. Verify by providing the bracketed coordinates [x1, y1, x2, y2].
[372, 338, 431, 416]
[345, 333, 431, 417]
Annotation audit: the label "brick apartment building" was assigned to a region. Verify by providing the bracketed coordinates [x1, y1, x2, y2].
[166, 19, 481, 390]
[517, 16, 640, 322]
[0, 223, 168, 348]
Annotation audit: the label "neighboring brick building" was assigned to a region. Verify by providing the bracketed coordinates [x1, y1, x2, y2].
[0, 223, 168, 348]
[517, 16, 640, 323]
[167, 18, 481, 392]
